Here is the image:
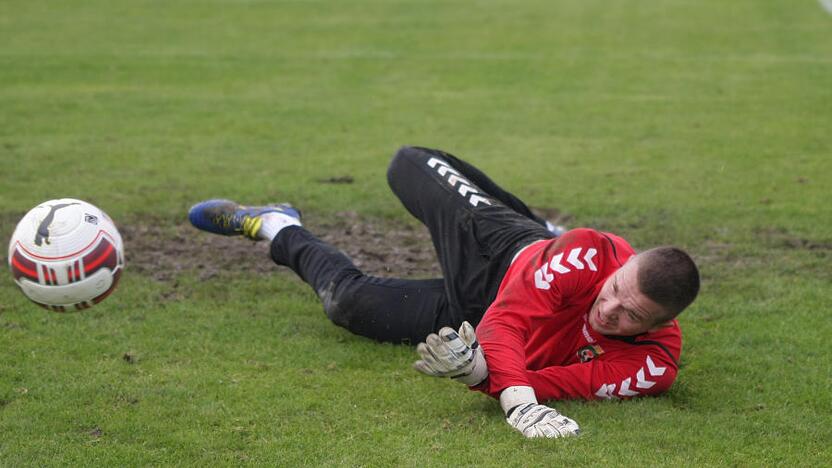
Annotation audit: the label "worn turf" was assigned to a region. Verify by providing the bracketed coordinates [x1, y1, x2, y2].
[1, 0, 831, 465]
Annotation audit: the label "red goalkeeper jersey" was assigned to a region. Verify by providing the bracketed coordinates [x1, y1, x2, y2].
[475, 228, 682, 401]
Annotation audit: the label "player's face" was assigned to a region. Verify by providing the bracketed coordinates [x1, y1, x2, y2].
[588, 257, 667, 336]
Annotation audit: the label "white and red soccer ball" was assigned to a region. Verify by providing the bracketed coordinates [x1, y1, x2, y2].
[8, 199, 124, 311]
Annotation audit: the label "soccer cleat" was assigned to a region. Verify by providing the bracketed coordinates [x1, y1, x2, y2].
[188, 199, 301, 240]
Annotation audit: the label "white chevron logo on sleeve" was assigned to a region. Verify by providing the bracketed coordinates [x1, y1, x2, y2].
[584, 248, 598, 271]
[549, 253, 570, 274]
[618, 378, 640, 397]
[636, 368, 656, 389]
[534, 265, 554, 290]
[564, 247, 599, 272]
[566, 248, 585, 269]
[596, 355, 668, 400]
[646, 355, 666, 376]
[595, 383, 618, 400]
[534, 247, 598, 289]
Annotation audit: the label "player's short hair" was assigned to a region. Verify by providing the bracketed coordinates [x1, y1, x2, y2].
[636, 247, 700, 322]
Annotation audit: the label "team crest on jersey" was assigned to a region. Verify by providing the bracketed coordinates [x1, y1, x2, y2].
[577, 344, 604, 362]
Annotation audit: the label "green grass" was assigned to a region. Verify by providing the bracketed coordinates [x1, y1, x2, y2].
[1, 0, 831, 465]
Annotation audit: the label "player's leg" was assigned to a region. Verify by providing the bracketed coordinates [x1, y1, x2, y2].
[270, 226, 453, 344]
[422, 147, 567, 235]
[386, 146, 553, 325]
[412, 147, 549, 226]
[188, 199, 453, 344]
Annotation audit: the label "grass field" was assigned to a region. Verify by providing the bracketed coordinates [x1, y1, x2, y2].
[2, 0, 831, 465]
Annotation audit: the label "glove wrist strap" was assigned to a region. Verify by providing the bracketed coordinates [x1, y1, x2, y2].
[500, 386, 537, 415]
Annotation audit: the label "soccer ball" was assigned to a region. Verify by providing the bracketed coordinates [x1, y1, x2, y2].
[8, 198, 125, 311]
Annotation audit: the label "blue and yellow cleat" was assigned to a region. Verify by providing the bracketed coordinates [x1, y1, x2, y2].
[188, 199, 301, 240]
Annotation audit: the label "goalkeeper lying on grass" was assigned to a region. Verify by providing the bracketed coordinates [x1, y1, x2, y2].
[188, 146, 700, 439]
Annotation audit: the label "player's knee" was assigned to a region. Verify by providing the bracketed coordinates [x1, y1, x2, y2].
[387, 146, 426, 185]
[318, 280, 360, 330]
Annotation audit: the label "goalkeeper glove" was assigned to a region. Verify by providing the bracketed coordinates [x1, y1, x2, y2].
[413, 321, 488, 387]
[501, 386, 581, 439]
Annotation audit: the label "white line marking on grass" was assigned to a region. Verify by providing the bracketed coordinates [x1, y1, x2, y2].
[820, 0, 832, 15]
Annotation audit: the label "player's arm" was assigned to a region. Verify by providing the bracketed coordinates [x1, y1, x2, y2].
[525, 347, 679, 401]
[476, 230, 606, 397]
[414, 323, 582, 439]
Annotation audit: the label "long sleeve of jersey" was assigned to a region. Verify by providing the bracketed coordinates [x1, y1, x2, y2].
[525, 344, 678, 400]
[474, 289, 556, 395]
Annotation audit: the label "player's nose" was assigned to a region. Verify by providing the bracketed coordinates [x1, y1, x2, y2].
[599, 302, 618, 324]
[598, 305, 608, 320]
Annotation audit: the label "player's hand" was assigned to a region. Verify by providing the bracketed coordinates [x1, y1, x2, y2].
[413, 321, 488, 386]
[506, 403, 581, 438]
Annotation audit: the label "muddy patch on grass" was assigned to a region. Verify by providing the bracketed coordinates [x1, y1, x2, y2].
[316, 176, 355, 184]
[309, 211, 440, 278]
[3, 208, 563, 286]
[696, 240, 738, 265]
[120, 222, 274, 282]
[754, 226, 832, 251]
[121, 211, 442, 283]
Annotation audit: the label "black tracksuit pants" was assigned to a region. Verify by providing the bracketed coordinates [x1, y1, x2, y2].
[270, 146, 554, 344]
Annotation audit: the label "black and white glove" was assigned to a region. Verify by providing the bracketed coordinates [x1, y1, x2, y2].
[413, 321, 488, 387]
[506, 403, 581, 438]
[501, 386, 581, 439]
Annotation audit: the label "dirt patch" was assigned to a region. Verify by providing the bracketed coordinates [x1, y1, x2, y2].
[316, 176, 355, 184]
[5, 207, 571, 285]
[309, 211, 440, 278]
[755, 226, 832, 251]
[121, 211, 442, 283]
[696, 240, 738, 265]
[693, 228, 832, 283]
[122, 352, 137, 364]
[120, 221, 276, 282]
